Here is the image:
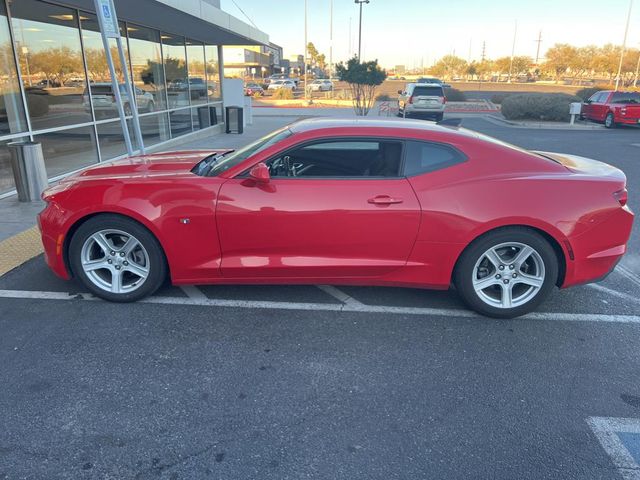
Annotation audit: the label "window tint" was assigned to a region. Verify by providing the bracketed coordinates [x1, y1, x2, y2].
[611, 92, 640, 104]
[404, 141, 466, 176]
[267, 140, 402, 178]
[412, 86, 444, 97]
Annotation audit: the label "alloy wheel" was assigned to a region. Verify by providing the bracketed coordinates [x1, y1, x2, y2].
[471, 242, 545, 309]
[80, 229, 150, 294]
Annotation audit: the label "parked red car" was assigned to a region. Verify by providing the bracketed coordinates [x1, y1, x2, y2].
[581, 90, 640, 128]
[38, 119, 633, 318]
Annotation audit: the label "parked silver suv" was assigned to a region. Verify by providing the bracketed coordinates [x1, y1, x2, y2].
[398, 83, 446, 120]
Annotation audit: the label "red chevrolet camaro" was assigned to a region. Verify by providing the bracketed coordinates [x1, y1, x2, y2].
[38, 118, 634, 318]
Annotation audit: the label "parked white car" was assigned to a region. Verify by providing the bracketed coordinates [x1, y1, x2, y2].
[267, 80, 296, 91]
[308, 79, 333, 92]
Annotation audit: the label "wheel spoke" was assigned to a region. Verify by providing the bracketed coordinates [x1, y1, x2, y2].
[513, 245, 534, 268]
[473, 275, 501, 291]
[121, 236, 140, 256]
[111, 270, 123, 294]
[91, 232, 112, 255]
[501, 283, 513, 308]
[123, 261, 149, 279]
[484, 248, 503, 269]
[82, 259, 110, 272]
[517, 272, 544, 289]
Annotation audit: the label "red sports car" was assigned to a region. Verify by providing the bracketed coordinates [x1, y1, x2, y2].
[38, 119, 634, 318]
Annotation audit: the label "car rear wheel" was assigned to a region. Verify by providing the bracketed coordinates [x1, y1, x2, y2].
[454, 228, 558, 318]
[604, 112, 615, 128]
[69, 215, 167, 302]
[435, 113, 444, 122]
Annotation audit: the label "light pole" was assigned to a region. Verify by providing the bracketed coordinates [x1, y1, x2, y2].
[635, 45, 640, 87]
[354, 0, 369, 60]
[615, 0, 633, 91]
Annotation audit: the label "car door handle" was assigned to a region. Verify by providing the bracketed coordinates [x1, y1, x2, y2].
[368, 195, 403, 205]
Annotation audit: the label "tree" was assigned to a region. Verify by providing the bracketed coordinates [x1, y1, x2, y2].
[543, 43, 576, 83]
[428, 55, 467, 79]
[307, 42, 327, 71]
[335, 56, 386, 116]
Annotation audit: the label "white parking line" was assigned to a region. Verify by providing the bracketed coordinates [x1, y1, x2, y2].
[616, 265, 640, 289]
[179, 285, 208, 300]
[1, 288, 640, 324]
[587, 417, 640, 480]
[587, 283, 640, 304]
[316, 285, 364, 306]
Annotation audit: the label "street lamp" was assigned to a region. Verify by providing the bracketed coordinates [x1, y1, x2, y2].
[354, 0, 370, 60]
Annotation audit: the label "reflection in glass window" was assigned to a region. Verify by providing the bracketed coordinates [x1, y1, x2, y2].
[204, 45, 221, 102]
[191, 106, 211, 131]
[127, 24, 166, 111]
[139, 112, 170, 147]
[169, 108, 192, 137]
[11, 1, 91, 130]
[0, 4, 27, 135]
[162, 34, 189, 108]
[80, 14, 128, 120]
[0, 139, 27, 193]
[34, 126, 99, 178]
[96, 120, 134, 160]
[187, 41, 207, 106]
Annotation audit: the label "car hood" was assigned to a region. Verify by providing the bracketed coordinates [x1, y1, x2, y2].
[64, 149, 234, 181]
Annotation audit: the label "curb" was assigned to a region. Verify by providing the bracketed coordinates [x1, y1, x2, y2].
[484, 115, 606, 130]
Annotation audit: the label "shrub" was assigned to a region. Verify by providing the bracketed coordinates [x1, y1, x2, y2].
[490, 93, 510, 104]
[376, 93, 392, 101]
[26, 94, 50, 117]
[501, 93, 581, 122]
[444, 88, 466, 101]
[270, 88, 294, 100]
[575, 87, 604, 101]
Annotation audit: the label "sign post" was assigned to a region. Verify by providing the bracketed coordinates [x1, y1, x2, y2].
[94, 0, 145, 156]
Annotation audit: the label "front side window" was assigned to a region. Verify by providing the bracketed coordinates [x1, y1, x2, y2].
[403, 141, 466, 176]
[267, 139, 403, 178]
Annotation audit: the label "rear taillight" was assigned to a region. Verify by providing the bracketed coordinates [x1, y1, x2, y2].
[613, 188, 628, 207]
[621, 107, 627, 116]
[442, 96, 447, 104]
[408, 96, 414, 104]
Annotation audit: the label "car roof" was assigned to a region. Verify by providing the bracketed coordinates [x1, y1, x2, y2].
[409, 83, 445, 87]
[288, 117, 475, 139]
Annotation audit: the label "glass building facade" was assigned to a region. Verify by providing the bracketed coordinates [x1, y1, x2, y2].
[0, 0, 224, 195]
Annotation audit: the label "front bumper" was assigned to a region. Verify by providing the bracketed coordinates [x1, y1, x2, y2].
[37, 203, 71, 280]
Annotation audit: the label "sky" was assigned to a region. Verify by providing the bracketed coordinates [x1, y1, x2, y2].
[221, 0, 640, 68]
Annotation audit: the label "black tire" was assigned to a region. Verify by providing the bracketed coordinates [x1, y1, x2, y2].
[453, 227, 558, 319]
[435, 112, 444, 122]
[69, 214, 167, 302]
[604, 112, 615, 128]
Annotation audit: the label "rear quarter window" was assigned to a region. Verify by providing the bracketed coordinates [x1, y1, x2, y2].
[403, 141, 466, 176]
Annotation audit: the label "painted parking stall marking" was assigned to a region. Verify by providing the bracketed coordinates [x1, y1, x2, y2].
[588, 417, 640, 480]
[2, 288, 640, 324]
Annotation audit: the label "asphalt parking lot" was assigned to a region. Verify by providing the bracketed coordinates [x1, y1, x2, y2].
[1, 117, 640, 479]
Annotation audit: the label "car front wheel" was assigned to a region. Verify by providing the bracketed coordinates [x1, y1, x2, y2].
[69, 215, 167, 302]
[454, 228, 558, 318]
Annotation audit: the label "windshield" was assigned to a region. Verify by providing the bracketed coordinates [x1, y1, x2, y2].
[200, 128, 293, 176]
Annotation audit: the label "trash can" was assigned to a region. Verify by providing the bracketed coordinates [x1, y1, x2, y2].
[8, 141, 48, 202]
[197, 106, 210, 129]
[225, 106, 244, 134]
[209, 105, 218, 126]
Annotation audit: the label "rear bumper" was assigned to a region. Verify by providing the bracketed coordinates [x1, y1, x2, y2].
[615, 116, 640, 125]
[562, 205, 634, 288]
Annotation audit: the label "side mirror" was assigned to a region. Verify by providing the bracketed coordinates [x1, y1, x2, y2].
[584, 99, 592, 104]
[249, 162, 270, 183]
